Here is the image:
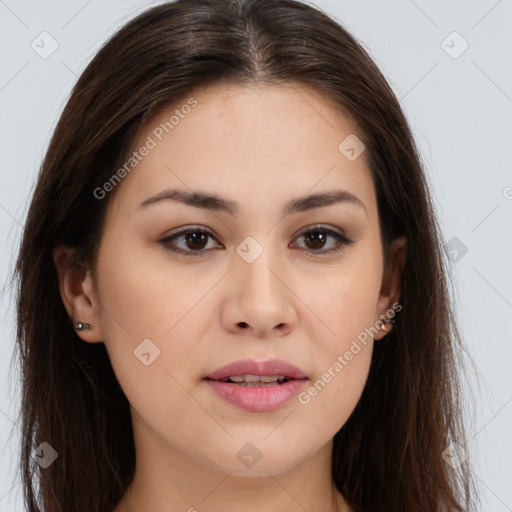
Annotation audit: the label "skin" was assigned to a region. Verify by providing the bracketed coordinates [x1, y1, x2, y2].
[54, 83, 406, 512]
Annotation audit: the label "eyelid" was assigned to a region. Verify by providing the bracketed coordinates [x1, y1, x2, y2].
[291, 223, 345, 239]
[162, 224, 219, 240]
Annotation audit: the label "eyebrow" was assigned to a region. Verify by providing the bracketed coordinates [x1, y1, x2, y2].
[138, 188, 367, 217]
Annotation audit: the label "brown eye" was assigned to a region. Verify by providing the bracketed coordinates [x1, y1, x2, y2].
[304, 230, 328, 250]
[183, 231, 209, 251]
[292, 226, 354, 255]
[160, 227, 222, 256]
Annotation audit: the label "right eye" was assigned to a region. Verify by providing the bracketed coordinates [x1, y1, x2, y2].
[159, 226, 223, 257]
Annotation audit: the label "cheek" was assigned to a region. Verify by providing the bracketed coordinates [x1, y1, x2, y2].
[94, 245, 206, 452]
[295, 325, 374, 446]
[95, 237, 207, 343]
[293, 248, 381, 430]
[301, 246, 383, 350]
[94, 237, 211, 402]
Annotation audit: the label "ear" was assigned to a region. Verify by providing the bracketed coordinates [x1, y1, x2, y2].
[374, 235, 407, 340]
[52, 245, 103, 343]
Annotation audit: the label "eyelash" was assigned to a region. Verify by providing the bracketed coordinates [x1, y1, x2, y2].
[159, 225, 355, 257]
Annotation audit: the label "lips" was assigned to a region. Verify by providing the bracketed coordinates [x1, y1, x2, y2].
[204, 358, 308, 412]
[205, 358, 307, 382]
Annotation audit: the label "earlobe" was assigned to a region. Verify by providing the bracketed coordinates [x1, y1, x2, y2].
[52, 245, 103, 343]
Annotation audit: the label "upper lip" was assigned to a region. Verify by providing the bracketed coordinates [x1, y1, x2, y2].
[205, 358, 307, 381]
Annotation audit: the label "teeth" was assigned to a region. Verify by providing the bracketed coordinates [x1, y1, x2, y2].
[260, 375, 283, 382]
[225, 374, 287, 383]
[229, 375, 247, 382]
[244, 374, 261, 383]
[239, 381, 280, 387]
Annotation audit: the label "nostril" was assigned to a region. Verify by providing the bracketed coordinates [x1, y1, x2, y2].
[238, 322, 248, 328]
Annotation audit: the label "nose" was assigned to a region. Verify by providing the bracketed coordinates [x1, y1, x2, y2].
[221, 244, 297, 338]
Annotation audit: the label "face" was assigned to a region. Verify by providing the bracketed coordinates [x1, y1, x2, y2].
[57, 83, 404, 479]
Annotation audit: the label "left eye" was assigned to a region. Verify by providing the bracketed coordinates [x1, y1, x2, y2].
[291, 226, 354, 254]
[159, 225, 354, 257]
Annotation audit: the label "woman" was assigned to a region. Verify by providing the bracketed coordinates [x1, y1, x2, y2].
[13, 0, 476, 510]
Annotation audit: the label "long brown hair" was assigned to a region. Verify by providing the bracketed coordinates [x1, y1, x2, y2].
[12, 0, 476, 510]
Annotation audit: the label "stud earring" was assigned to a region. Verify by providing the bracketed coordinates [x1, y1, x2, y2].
[75, 322, 92, 331]
[380, 318, 395, 333]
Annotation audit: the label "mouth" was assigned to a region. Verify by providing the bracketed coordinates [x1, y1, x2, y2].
[204, 357, 307, 382]
[208, 374, 294, 387]
[204, 358, 308, 412]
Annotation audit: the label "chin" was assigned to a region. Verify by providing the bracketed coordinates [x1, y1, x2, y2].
[200, 437, 318, 477]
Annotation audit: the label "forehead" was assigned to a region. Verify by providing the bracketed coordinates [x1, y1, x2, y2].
[107, 83, 376, 220]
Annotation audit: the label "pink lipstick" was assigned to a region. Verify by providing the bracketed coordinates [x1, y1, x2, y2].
[204, 358, 308, 412]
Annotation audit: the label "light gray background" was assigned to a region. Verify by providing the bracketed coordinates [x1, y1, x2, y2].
[1, 1, 511, 510]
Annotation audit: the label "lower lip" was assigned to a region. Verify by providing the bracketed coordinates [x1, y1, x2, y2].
[204, 379, 307, 412]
